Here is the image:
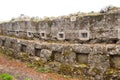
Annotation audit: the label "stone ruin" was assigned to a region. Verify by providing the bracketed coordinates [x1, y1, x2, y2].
[0, 7, 120, 80]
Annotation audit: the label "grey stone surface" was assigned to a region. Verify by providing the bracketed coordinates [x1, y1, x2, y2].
[61, 46, 76, 64]
[72, 44, 92, 54]
[1, 34, 120, 79]
[51, 44, 63, 52]
[54, 51, 63, 62]
[88, 45, 110, 80]
[26, 42, 35, 56]
[45, 61, 61, 72]
[0, 10, 120, 43]
[40, 49, 52, 63]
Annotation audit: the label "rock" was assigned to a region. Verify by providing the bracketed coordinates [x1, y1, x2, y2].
[72, 44, 92, 54]
[34, 56, 40, 61]
[51, 44, 63, 52]
[26, 42, 35, 56]
[106, 45, 117, 55]
[40, 49, 52, 63]
[88, 45, 110, 80]
[53, 51, 63, 62]
[62, 46, 76, 64]
[45, 61, 61, 72]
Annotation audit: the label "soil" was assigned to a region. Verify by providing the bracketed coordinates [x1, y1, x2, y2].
[0, 54, 82, 80]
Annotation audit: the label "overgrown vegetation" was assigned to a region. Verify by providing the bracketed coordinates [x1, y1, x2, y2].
[0, 47, 5, 55]
[37, 66, 51, 73]
[25, 77, 32, 80]
[0, 73, 14, 80]
[59, 64, 73, 75]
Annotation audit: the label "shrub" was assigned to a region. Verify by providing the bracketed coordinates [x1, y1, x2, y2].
[0, 73, 14, 80]
[25, 78, 32, 80]
[38, 67, 46, 73]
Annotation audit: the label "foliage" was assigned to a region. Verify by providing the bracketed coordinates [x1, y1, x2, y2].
[0, 73, 14, 80]
[38, 67, 51, 73]
[25, 77, 32, 80]
[28, 63, 35, 68]
[0, 47, 5, 55]
[38, 67, 46, 73]
[59, 64, 73, 75]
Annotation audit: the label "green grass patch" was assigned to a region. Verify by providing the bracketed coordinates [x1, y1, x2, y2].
[25, 77, 32, 80]
[38, 67, 51, 73]
[28, 63, 35, 68]
[0, 73, 14, 80]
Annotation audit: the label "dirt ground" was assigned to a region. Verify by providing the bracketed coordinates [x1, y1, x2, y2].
[0, 54, 82, 80]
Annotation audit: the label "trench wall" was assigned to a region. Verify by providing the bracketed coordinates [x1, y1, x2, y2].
[0, 36, 120, 79]
[0, 12, 120, 43]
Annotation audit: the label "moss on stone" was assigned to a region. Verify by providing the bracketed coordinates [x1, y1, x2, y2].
[18, 52, 30, 62]
[33, 59, 44, 67]
[63, 51, 70, 57]
[59, 64, 73, 75]
[0, 47, 5, 54]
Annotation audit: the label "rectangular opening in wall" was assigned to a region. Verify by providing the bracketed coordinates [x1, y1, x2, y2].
[59, 34, 64, 38]
[35, 48, 41, 57]
[79, 30, 90, 40]
[81, 33, 88, 38]
[110, 55, 120, 69]
[28, 32, 31, 36]
[40, 32, 46, 39]
[57, 32, 65, 40]
[2, 40, 5, 46]
[76, 53, 88, 64]
[21, 44, 27, 52]
[27, 32, 33, 37]
[15, 31, 19, 36]
[51, 51, 57, 61]
[41, 33, 45, 37]
[10, 41, 14, 48]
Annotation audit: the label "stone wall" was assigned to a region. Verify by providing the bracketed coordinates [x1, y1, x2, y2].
[0, 11, 120, 43]
[0, 36, 120, 79]
[0, 9, 120, 79]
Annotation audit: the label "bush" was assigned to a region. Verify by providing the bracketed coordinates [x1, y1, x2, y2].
[0, 73, 14, 80]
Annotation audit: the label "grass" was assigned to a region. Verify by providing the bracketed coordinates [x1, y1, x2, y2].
[28, 63, 35, 68]
[48, 78, 54, 80]
[0, 47, 5, 55]
[25, 77, 32, 80]
[0, 73, 14, 80]
[38, 67, 46, 73]
[38, 67, 51, 73]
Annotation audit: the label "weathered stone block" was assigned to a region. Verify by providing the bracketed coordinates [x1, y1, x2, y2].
[62, 46, 76, 64]
[40, 49, 52, 63]
[26, 42, 35, 56]
[72, 44, 92, 54]
[51, 44, 63, 52]
[45, 61, 61, 72]
[88, 45, 110, 80]
[53, 51, 62, 62]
